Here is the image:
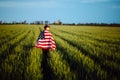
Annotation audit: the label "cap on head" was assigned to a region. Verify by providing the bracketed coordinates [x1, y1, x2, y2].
[44, 25, 50, 29]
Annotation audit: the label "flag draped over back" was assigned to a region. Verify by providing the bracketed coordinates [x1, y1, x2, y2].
[35, 30, 56, 50]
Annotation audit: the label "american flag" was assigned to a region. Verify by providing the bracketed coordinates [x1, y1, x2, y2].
[35, 30, 56, 50]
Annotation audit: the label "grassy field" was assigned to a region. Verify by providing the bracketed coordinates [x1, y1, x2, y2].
[0, 25, 120, 80]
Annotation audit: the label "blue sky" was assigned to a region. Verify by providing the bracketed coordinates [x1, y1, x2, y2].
[0, 0, 120, 23]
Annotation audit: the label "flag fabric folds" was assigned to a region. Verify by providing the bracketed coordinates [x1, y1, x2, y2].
[35, 30, 56, 50]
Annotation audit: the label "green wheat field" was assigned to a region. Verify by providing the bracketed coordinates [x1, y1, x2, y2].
[0, 25, 120, 80]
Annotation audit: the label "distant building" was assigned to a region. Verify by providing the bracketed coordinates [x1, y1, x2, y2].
[45, 21, 49, 25]
[54, 20, 62, 25]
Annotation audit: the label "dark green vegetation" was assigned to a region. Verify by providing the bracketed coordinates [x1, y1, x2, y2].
[0, 25, 120, 80]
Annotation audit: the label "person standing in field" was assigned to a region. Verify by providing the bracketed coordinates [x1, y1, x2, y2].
[35, 25, 56, 80]
[35, 25, 56, 51]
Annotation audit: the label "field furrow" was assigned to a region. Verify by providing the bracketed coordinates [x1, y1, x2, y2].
[0, 29, 30, 63]
[49, 50, 77, 80]
[53, 33, 108, 80]
[51, 27, 120, 64]
[51, 27, 120, 79]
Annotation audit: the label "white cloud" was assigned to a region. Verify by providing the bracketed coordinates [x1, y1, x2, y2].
[0, 1, 59, 8]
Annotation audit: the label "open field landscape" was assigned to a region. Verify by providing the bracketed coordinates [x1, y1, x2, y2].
[0, 25, 120, 80]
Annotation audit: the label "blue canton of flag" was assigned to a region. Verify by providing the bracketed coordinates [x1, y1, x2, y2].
[37, 31, 45, 40]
